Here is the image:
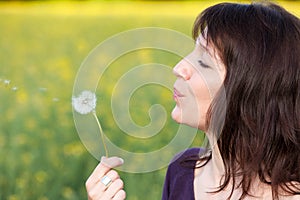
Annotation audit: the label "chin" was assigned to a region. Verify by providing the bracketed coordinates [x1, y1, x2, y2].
[172, 106, 206, 130]
[171, 107, 182, 124]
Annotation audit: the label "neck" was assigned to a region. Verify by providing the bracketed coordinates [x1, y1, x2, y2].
[206, 133, 225, 178]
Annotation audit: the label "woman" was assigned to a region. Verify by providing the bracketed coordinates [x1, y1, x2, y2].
[85, 2, 300, 200]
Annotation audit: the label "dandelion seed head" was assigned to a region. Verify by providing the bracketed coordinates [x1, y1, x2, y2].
[72, 90, 96, 114]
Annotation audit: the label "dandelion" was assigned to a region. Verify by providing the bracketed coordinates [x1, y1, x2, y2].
[72, 90, 96, 114]
[72, 90, 108, 157]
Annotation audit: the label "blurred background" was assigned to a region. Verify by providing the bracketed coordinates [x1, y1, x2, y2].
[0, 0, 299, 199]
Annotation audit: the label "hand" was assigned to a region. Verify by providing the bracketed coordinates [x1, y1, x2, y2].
[86, 156, 125, 200]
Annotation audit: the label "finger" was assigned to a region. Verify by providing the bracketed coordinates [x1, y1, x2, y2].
[86, 170, 121, 199]
[103, 179, 124, 199]
[86, 157, 124, 187]
[105, 170, 120, 182]
[98, 170, 120, 190]
[86, 183, 105, 200]
[112, 189, 126, 200]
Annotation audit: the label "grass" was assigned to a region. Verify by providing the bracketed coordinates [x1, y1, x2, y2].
[0, 1, 299, 200]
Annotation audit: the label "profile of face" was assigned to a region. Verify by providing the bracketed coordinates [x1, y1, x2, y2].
[171, 33, 226, 131]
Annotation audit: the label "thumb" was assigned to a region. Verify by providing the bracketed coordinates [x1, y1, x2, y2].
[101, 156, 124, 169]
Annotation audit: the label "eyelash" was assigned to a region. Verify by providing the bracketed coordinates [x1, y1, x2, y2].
[198, 60, 210, 68]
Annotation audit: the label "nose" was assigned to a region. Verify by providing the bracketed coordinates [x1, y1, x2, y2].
[173, 59, 192, 80]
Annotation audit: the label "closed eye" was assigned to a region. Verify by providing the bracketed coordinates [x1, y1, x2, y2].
[198, 60, 211, 68]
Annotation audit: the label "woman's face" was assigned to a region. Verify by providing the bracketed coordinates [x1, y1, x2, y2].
[171, 34, 226, 130]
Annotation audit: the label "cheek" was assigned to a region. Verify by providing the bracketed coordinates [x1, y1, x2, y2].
[189, 75, 213, 128]
[195, 86, 212, 111]
[192, 67, 224, 107]
[190, 74, 212, 107]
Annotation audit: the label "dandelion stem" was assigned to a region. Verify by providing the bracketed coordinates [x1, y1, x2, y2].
[93, 111, 108, 157]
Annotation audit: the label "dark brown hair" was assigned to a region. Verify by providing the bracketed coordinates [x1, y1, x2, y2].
[192, 2, 300, 199]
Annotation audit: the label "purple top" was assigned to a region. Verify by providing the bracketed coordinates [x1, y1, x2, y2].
[162, 148, 203, 200]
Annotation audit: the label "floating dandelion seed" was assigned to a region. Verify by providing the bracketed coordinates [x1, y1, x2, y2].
[4, 79, 10, 86]
[39, 87, 47, 92]
[72, 90, 108, 157]
[52, 97, 59, 102]
[11, 86, 18, 91]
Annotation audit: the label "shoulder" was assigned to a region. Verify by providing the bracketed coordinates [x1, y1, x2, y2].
[162, 148, 205, 200]
[169, 147, 204, 168]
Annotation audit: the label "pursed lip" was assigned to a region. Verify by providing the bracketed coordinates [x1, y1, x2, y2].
[173, 88, 184, 99]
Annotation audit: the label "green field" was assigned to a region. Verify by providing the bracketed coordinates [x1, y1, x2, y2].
[0, 1, 299, 200]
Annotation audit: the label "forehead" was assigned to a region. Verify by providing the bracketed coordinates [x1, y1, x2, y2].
[196, 32, 215, 57]
[196, 28, 208, 46]
[196, 35, 207, 47]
